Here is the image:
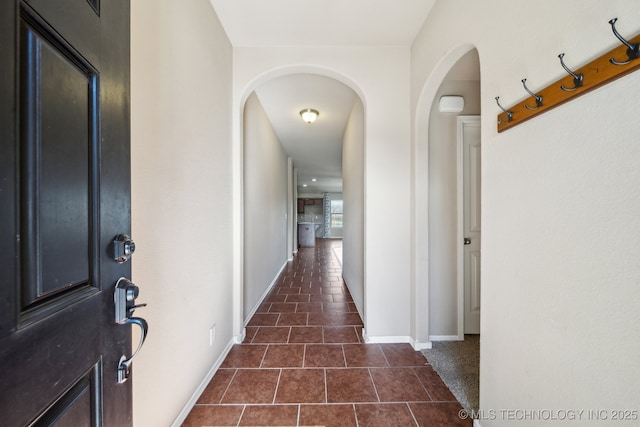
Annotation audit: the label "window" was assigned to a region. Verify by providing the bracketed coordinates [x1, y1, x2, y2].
[330, 200, 343, 229]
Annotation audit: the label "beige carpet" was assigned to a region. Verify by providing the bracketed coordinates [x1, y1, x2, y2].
[421, 335, 479, 412]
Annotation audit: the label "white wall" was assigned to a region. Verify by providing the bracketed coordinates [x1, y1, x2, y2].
[130, 0, 233, 425]
[412, 0, 640, 424]
[243, 92, 289, 318]
[233, 47, 412, 340]
[342, 99, 365, 316]
[429, 76, 481, 337]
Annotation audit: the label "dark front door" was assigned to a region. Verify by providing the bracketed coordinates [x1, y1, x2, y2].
[0, 0, 134, 425]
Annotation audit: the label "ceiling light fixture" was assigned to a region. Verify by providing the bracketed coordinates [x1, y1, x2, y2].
[300, 109, 319, 124]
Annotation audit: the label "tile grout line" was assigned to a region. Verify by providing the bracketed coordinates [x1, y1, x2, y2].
[367, 368, 382, 403]
[302, 344, 307, 368]
[259, 345, 269, 368]
[235, 405, 246, 427]
[378, 344, 391, 367]
[323, 368, 328, 404]
[405, 402, 420, 426]
[413, 367, 435, 402]
[218, 368, 239, 405]
[272, 369, 283, 405]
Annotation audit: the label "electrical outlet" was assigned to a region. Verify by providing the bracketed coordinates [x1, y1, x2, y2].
[209, 324, 216, 346]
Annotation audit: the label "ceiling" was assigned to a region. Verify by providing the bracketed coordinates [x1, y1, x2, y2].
[254, 74, 356, 193]
[210, 0, 436, 47]
[210, 0, 437, 193]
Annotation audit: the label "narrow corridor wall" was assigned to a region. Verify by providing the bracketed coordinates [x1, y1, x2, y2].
[342, 99, 365, 319]
[243, 93, 289, 319]
[130, 0, 233, 424]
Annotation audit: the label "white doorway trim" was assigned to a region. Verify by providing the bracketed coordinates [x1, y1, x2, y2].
[457, 115, 481, 339]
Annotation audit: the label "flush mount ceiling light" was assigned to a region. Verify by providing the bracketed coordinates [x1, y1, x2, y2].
[300, 109, 319, 123]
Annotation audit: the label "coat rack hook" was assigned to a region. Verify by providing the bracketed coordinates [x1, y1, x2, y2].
[558, 53, 584, 91]
[609, 18, 640, 65]
[495, 97, 513, 124]
[521, 79, 543, 110]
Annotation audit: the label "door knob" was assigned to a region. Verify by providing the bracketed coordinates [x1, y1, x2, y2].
[113, 234, 135, 264]
[464, 238, 471, 245]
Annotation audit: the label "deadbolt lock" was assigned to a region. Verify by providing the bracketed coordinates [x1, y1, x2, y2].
[113, 234, 136, 264]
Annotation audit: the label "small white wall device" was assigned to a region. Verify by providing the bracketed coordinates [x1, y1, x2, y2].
[439, 96, 465, 113]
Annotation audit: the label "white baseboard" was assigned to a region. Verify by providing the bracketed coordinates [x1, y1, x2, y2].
[362, 332, 412, 345]
[412, 340, 432, 350]
[429, 334, 464, 341]
[243, 260, 288, 326]
[170, 338, 235, 427]
[234, 328, 246, 344]
[361, 331, 433, 351]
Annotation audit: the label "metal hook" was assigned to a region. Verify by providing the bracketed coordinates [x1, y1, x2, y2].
[495, 96, 513, 124]
[558, 54, 584, 92]
[521, 79, 543, 110]
[609, 18, 640, 65]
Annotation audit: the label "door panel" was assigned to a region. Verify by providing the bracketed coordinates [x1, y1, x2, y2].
[460, 117, 481, 335]
[31, 362, 101, 427]
[467, 142, 481, 233]
[469, 251, 481, 314]
[0, 0, 133, 425]
[20, 11, 99, 311]
[24, 0, 101, 67]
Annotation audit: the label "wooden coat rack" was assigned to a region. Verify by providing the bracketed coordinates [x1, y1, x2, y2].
[496, 18, 640, 133]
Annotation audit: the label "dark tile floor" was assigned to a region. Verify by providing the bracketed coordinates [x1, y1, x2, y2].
[183, 239, 471, 427]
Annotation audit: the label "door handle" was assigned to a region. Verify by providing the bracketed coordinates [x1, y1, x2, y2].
[117, 317, 148, 384]
[114, 277, 148, 383]
[464, 238, 471, 245]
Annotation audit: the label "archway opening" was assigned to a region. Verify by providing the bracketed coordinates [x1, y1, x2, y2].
[239, 71, 366, 336]
[419, 47, 481, 413]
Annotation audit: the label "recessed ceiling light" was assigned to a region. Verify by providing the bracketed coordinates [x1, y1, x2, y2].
[302, 184, 308, 187]
[311, 178, 317, 182]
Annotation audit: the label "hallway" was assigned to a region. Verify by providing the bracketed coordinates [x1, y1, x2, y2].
[182, 240, 470, 426]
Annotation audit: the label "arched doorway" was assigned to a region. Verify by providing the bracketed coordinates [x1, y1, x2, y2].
[413, 45, 481, 412]
[236, 68, 367, 341]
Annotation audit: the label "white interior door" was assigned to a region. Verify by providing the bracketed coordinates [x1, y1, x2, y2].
[458, 116, 481, 335]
